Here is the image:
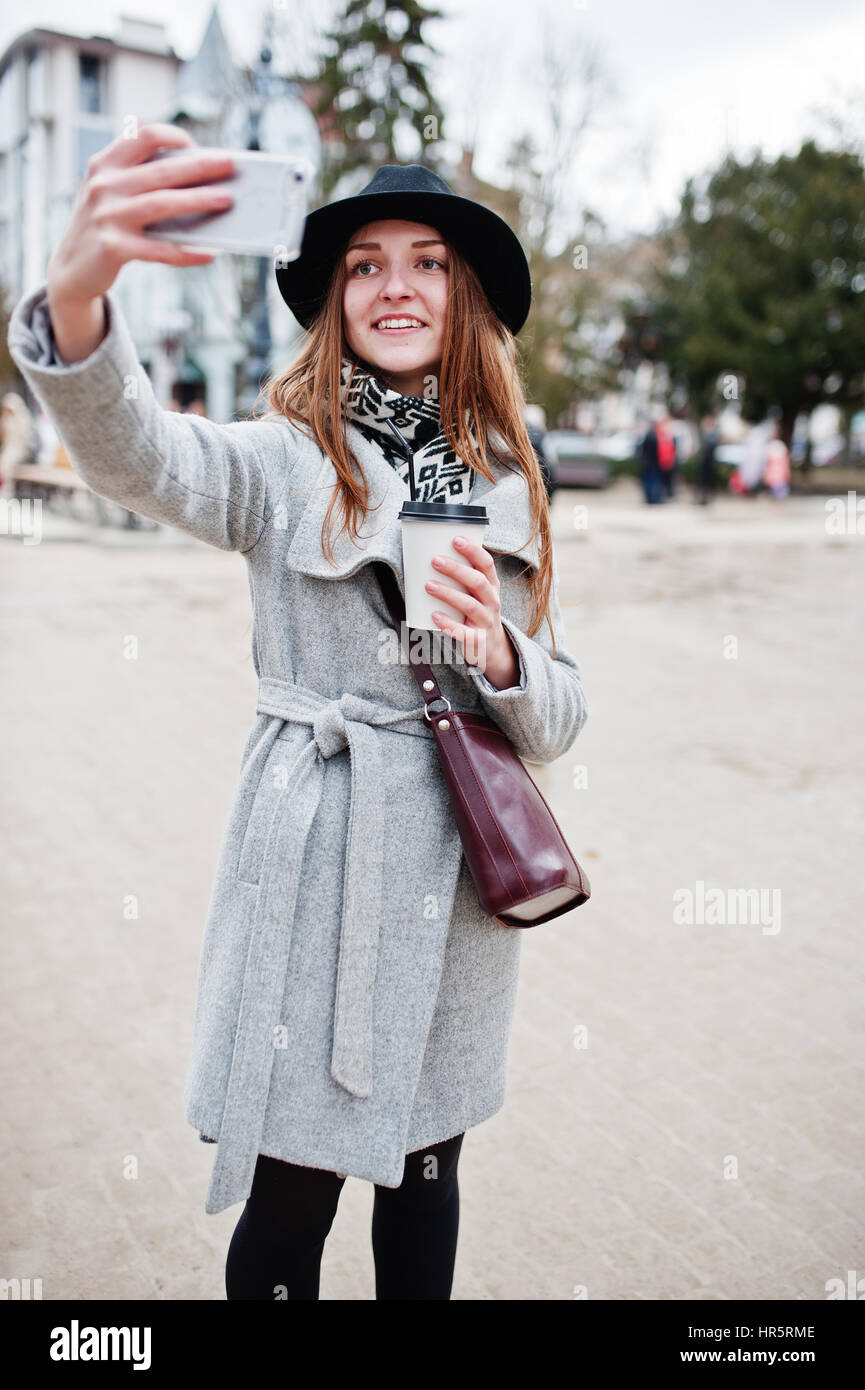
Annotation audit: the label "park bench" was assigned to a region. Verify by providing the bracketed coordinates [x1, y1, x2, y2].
[8, 461, 89, 492]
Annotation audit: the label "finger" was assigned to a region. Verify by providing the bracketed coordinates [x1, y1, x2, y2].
[453, 535, 500, 587]
[114, 148, 237, 199]
[94, 123, 197, 173]
[432, 551, 490, 601]
[430, 613, 486, 667]
[434, 549, 501, 619]
[111, 232, 216, 267]
[109, 184, 234, 232]
[425, 579, 484, 622]
[431, 611, 463, 636]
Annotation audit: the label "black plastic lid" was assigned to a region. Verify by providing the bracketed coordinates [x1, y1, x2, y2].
[398, 500, 489, 522]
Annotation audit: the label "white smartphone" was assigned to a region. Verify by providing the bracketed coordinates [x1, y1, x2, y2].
[140, 147, 314, 261]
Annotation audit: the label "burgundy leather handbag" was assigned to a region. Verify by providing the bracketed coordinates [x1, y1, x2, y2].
[373, 561, 590, 927]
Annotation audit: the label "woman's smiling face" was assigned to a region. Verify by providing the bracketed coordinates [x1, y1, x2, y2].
[342, 219, 448, 397]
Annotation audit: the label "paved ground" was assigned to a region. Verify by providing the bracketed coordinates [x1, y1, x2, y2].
[1, 478, 863, 1300]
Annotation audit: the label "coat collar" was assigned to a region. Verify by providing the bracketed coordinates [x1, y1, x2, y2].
[283, 424, 540, 596]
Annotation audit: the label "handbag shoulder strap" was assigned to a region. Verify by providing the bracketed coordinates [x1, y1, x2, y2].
[372, 561, 451, 716]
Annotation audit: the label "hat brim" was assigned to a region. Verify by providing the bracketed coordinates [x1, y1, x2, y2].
[275, 189, 532, 336]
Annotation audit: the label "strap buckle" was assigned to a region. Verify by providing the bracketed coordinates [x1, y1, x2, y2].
[423, 695, 452, 724]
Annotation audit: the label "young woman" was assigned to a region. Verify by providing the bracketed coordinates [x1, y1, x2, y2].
[8, 123, 588, 1301]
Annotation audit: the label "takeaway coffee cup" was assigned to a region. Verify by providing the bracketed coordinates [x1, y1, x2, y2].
[398, 499, 489, 630]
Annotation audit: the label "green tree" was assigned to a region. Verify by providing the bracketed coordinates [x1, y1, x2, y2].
[502, 132, 597, 423]
[311, 0, 446, 199]
[453, 129, 611, 425]
[646, 140, 865, 445]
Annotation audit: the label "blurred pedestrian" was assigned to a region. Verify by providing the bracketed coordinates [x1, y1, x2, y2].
[739, 423, 771, 495]
[639, 409, 664, 504]
[696, 413, 720, 505]
[655, 410, 678, 500]
[764, 426, 790, 498]
[0, 393, 36, 499]
[33, 407, 62, 468]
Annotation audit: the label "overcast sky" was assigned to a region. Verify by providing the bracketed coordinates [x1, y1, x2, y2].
[1, 0, 862, 242]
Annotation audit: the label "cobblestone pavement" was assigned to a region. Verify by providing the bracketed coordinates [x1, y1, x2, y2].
[1, 479, 863, 1300]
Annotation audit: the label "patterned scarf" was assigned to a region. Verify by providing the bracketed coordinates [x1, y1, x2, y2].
[338, 358, 475, 504]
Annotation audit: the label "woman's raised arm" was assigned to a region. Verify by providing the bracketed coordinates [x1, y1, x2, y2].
[6, 123, 297, 553]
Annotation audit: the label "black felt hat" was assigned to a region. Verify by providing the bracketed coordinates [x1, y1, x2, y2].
[275, 163, 532, 336]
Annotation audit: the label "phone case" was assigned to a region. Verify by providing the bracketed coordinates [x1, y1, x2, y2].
[140, 148, 313, 260]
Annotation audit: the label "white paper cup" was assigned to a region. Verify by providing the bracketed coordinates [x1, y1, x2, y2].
[398, 500, 489, 630]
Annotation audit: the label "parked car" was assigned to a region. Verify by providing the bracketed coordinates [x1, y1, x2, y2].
[544, 431, 626, 487]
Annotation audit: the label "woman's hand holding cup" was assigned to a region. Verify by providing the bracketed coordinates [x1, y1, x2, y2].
[427, 536, 521, 689]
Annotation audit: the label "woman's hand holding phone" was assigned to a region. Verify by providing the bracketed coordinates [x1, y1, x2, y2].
[46, 123, 234, 364]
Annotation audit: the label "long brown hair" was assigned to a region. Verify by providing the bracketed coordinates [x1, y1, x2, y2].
[254, 234, 556, 648]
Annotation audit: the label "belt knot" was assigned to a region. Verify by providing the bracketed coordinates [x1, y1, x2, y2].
[311, 693, 383, 760]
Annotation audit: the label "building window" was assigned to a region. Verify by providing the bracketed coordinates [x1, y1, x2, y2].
[79, 54, 107, 114]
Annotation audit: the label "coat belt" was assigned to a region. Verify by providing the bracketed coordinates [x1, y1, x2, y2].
[205, 676, 435, 1212]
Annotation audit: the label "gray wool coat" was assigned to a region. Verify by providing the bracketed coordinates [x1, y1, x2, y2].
[8, 281, 588, 1215]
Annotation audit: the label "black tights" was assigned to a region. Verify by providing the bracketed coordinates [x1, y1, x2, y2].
[225, 1132, 464, 1300]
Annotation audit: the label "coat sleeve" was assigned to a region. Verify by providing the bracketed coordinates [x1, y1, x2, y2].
[6, 281, 298, 553]
[464, 545, 588, 765]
